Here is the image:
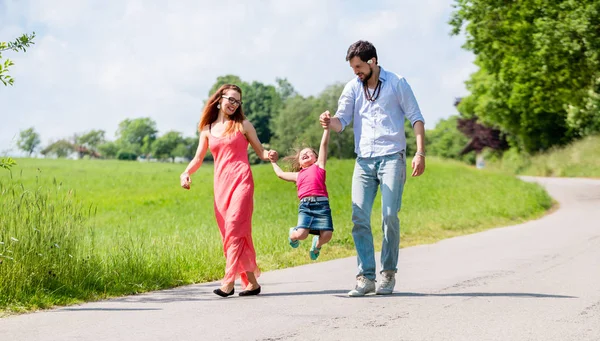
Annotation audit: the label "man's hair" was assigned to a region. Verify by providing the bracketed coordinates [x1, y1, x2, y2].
[345, 40, 378, 63]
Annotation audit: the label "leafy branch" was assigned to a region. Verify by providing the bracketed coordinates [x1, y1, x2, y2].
[0, 32, 36, 86]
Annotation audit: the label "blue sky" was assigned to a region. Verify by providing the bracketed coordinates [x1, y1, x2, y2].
[0, 0, 477, 155]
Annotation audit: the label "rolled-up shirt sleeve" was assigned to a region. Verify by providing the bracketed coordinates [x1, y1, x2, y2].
[334, 81, 356, 132]
[396, 78, 425, 127]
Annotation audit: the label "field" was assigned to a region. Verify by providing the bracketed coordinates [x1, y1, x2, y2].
[0, 157, 552, 313]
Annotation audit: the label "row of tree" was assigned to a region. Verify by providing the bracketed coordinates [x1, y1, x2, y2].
[12, 0, 600, 166]
[14, 73, 509, 165]
[4, 30, 472, 164]
[15, 76, 356, 163]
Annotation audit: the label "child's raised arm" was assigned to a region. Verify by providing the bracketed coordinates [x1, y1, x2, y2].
[271, 162, 298, 183]
[316, 127, 330, 169]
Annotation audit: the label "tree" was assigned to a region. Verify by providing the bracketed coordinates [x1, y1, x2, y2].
[115, 117, 158, 157]
[313, 83, 355, 159]
[152, 131, 184, 162]
[41, 139, 74, 158]
[276, 78, 297, 102]
[98, 141, 119, 159]
[171, 143, 188, 161]
[78, 130, 106, 153]
[271, 95, 317, 156]
[426, 116, 473, 162]
[270, 83, 355, 160]
[456, 117, 508, 155]
[245, 81, 282, 143]
[0, 32, 35, 86]
[450, 0, 600, 152]
[17, 127, 41, 156]
[566, 77, 600, 137]
[182, 135, 200, 160]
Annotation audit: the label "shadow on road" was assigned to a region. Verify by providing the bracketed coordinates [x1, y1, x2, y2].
[331, 292, 577, 299]
[55, 308, 162, 312]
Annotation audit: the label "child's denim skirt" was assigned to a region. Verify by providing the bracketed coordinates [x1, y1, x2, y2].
[296, 196, 334, 235]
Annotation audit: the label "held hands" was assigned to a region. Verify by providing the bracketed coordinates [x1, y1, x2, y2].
[319, 110, 331, 129]
[180, 172, 191, 190]
[268, 150, 279, 163]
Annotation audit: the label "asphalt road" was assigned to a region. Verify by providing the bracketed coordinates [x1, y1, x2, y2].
[2, 176, 599, 341]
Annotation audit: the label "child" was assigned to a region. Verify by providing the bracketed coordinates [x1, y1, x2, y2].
[271, 125, 333, 260]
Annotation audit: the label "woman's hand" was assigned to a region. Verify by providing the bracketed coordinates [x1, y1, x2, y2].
[268, 150, 279, 162]
[180, 172, 191, 190]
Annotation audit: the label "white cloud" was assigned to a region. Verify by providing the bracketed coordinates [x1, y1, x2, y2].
[0, 0, 476, 155]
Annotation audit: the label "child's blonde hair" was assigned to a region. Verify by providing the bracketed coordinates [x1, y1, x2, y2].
[283, 145, 319, 172]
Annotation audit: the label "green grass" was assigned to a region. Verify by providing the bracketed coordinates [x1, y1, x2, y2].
[485, 135, 600, 178]
[0, 157, 552, 314]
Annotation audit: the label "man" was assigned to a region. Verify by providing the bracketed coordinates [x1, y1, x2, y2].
[320, 40, 425, 296]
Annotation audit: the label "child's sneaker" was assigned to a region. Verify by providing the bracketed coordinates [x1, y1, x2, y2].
[289, 228, 299, 248]
[309, 235, 321, 260]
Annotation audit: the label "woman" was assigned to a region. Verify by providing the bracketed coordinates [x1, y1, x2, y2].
[180, 84, 277, 297]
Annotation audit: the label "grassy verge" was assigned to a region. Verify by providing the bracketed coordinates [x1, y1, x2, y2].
[1, 157, 552, 313]
[484, 135, 600, 178]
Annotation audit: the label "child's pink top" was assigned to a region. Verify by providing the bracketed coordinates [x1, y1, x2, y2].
[296, 164, 329, 199]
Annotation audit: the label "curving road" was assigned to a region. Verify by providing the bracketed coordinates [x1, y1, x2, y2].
[2, 176, 599, 340]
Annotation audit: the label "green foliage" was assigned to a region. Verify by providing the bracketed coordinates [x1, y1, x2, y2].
[270, 83, 355, 159]
[115, 118, 158, 157]
[427, 116, 474, 163]
[116, 149, 137, 161]
[0, 32, 35, 86]
[22, 74, 426, 164]
[486, 134, 600, 177]
[17, 127, 41, 156]
[271, 95, 318, 154]
[182, 136, 199, 159]
[97, 141, 119, 159]
[41, 139, 75, 158]
[276, 77, 297, 102]
[152, 131, 184, 161]
[77, 130, 106, 153]
[451, 0, 600, 152]
[315, 83, 355, 159]
[487, 146, 532, 175]
[0, 157, 17, 171]
[566, 78, 600, 137]
[0, 158, 552, 312]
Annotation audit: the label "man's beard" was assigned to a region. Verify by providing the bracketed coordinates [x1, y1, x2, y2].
[361, 68, 373, 84]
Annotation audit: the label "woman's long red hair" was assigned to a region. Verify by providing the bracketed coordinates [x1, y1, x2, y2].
[199, 84, 245, 135]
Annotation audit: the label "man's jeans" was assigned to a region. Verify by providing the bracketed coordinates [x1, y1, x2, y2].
[351, 152, 406, 281]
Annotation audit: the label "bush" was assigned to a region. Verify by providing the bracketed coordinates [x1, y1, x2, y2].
[116, 150, 138, 161]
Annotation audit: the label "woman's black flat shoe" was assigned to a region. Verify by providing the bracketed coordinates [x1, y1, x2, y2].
[213, 288, 235, 297]
[238, 286, 261, 296]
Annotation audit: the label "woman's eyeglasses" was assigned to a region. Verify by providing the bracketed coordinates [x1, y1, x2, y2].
[222, 95, 243, 106]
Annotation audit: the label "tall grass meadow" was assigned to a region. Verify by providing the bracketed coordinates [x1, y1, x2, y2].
[1, 157, 552, 313]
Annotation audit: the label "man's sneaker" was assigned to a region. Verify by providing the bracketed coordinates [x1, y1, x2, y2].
[289, 228, 299, 248]
[348, 276, 376, 297]
[376, 271, 396, 295]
